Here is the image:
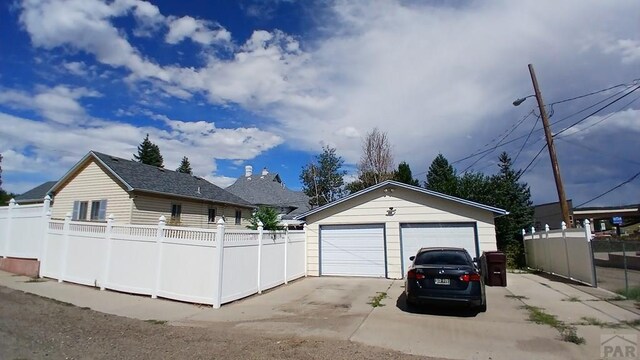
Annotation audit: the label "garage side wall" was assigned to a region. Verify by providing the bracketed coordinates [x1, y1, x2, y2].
[305, 188, 497, 279]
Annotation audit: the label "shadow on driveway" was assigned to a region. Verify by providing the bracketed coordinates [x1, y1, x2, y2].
[395, 292, 480, 318]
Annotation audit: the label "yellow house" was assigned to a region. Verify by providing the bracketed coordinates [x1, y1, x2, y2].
[49, 151, 254, 229]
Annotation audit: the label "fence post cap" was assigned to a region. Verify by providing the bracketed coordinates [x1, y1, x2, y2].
[522, 229, 526, 235]
[561, 221, 567, 230]
[158, 215, 166, 224]
[584, 219, 590, 226]
[9, 198, 15, 206]
[107, 214, 114, 221]
[44, 195, 52, 201]
[217, 218, 225, 225]
[65, 212, 71, 219]
[545, 224, 550, 232]
[257, 220, 264, 227]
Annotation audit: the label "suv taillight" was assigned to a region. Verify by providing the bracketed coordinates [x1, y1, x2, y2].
[460, 273, 481, 282]
[407, 269, 425, 280]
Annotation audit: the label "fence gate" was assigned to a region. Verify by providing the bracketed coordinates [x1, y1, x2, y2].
[591, 238, 640, 297]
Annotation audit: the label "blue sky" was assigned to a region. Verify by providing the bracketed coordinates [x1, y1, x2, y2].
[1, 0, 639, 209]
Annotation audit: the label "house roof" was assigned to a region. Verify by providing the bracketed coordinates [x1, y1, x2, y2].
[294, 180, 509, 220]
[50, 151, 253, 208]
[14, 181, 57, 203]
[226, 170, 311, 219]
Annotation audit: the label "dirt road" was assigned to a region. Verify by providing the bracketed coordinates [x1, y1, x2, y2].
[0, 286, 434, 360]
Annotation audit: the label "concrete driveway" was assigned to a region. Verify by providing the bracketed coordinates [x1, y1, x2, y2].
[1, 271, 638, 360]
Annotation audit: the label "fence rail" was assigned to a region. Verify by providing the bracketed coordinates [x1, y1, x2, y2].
[1, 198, 307, 308]
[523, 220, 597, 287]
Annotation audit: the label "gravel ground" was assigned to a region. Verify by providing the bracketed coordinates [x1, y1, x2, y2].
[0, 286, 435, 360]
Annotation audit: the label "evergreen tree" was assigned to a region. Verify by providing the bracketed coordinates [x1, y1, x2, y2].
[425, 153, 457, 195]
[393, 161, 419, 186]
[176, 156, 193, 174]
[0, 154, 16, 206]
[490, 152, 534, 268]
[300, 146, 346, 207]
[247, 206, 283, 230]
[133, 134, 164, 167]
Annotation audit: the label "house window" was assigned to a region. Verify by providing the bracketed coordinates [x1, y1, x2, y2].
[235, 210, 242, 225]
[171, 204, 182, 221]
[90, 200, 107, 221]
[208, 208, 216, 223]
[72, 201, 89, 221]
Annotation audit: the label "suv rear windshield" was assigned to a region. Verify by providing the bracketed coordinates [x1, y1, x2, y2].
[414, 250, 471, 266]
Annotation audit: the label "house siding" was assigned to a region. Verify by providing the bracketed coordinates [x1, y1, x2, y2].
[50, 160, 131, 222]
[131, 193, 252, 229]
[305, 187, 497, 279]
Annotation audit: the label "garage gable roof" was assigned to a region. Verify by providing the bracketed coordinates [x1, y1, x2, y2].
[293, 180, 508, 220]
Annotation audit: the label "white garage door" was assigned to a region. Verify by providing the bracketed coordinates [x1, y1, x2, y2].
[320, 224, 386, 277]
[400, 223, 477, 274]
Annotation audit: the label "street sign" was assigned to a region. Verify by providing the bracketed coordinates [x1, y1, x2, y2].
[612, 216, 623, 225]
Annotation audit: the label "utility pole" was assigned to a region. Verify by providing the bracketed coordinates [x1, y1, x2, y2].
[528, 64, 571, 227]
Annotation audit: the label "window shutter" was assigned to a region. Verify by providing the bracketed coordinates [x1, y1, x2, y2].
[72, 201, 80, 220]
[98, 199, 107, 221]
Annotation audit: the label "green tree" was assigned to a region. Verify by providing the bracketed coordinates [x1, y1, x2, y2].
[247, 206, 283, 230]
[133, 134, 164, 167]
[0, 154, 16, 206]
[490, 152, 534, 268]
[176, 156, 193, 174]
[300, 146, 346, 207]
[456, 171, 493, 205]
[393, 161, 419, 186]
[425, 153, 457, 194]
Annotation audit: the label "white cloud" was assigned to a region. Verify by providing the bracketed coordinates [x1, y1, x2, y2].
[0, 85, 100, 124]
[165, 16, 231, 45]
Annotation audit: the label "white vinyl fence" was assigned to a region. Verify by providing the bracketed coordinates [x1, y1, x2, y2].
[1, 197, 307, 308]
[0, 199, 47, 260]
[523, 220, 597, 287]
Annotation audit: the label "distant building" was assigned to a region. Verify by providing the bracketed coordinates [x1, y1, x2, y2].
[532, 200, 574, 230]
[14, 181, 57, 205]
[226, 165, 311, 229]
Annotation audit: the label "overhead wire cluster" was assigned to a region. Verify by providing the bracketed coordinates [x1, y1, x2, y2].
[444, 77, 640, 206]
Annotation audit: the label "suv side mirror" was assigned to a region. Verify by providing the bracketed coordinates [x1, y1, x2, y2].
[409, 256, 415, 261]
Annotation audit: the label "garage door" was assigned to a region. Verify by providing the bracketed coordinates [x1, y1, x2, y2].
[320, 224, 386, 277]
[400, 223, 477, 274]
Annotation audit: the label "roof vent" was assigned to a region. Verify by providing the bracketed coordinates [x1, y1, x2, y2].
[245, 165, 253, 177]
[110, 157, 119, 161]
[197, 186, 201, 194]
[261, 167, 268, 176]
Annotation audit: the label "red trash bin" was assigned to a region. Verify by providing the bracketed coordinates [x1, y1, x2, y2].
[482, 251, 507, 287]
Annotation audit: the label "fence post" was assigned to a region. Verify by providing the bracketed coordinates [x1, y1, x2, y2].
[59, 213, 71, 283]
[4, 198, 15, 258]
[152, 215, 166, 299]
[584, 219, 598, 287]
[101, 214, 114, 291]
[522, 229, 529, 268]
[213, 218, 225, 309]
[284, 228, 289, 284]
[561, 222, 572, 280]
[303, 224, 308, 277]
[39, 196, 52, 278]
[257, 221, 264, 294]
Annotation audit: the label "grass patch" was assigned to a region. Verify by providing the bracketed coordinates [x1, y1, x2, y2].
[562, 296, 580, 302]
[144, 319, 167, 325]
[24, 277, 46, 283]
[368, 292, 387, 307]
[575, 317, 623, 329]
[505, 294, 529, 300]
[622, 319, 640, 327]
[521, 305, 585, 345]
[616, 287, 640, 301]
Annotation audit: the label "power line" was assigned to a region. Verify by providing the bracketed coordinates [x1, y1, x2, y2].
[548, 78, 640, 106]
[513, 114, 541, 164]
[554, 84, 640, 137]
[460, 110, 534, 173]
[574, 170, 640, 208]
[516, 143, 547, 181]
[555, 94, 640, 139]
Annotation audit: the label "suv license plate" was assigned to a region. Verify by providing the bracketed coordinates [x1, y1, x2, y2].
[434, 278, 450, 285]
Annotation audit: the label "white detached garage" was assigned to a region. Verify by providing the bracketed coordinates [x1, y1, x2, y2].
[295, 180, 508, 279]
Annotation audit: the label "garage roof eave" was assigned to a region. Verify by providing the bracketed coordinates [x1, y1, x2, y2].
[293, 180, 509, 220]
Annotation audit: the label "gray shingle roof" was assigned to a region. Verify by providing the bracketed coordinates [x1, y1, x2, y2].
[226, 170, 311, 219]
[79, 152, 252, 207]
[15, 181, 57, 203]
